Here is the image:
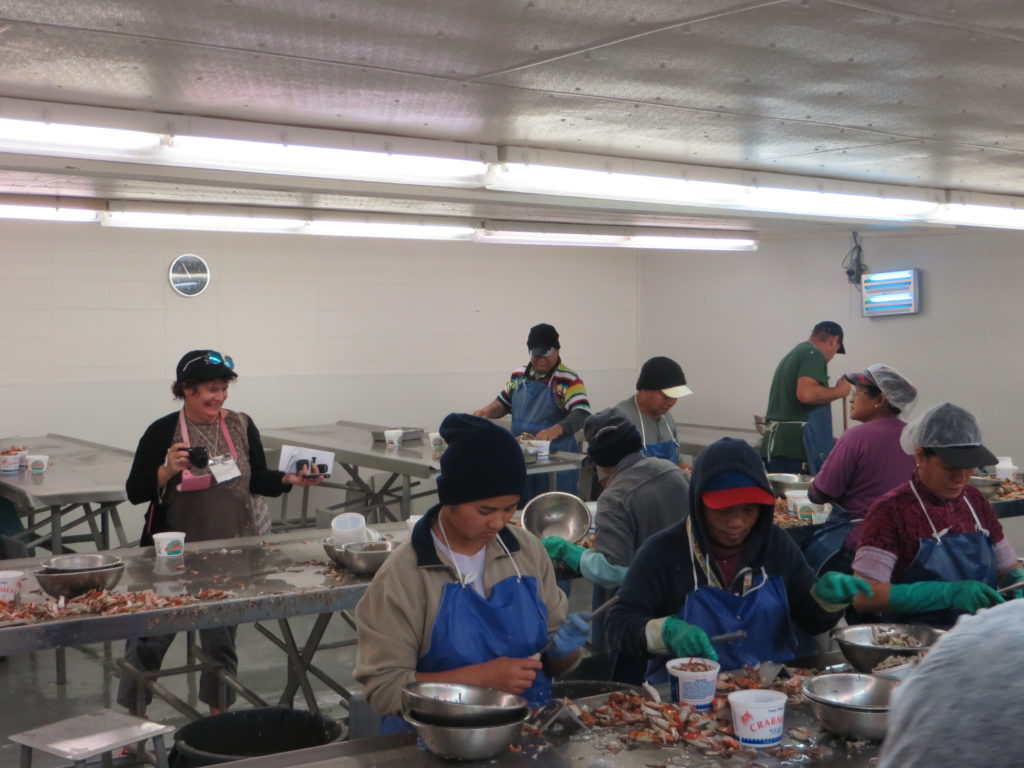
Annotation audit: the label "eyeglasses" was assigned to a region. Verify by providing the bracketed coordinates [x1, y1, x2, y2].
[181, 351, 234, 374]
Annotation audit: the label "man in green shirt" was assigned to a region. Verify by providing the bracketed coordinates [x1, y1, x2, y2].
[761, 321, 851, 474]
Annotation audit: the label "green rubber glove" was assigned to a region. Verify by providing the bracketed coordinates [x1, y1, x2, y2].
[660, 617, 718, 662]
[812, 571, 874, 608]
[998, 568, 1024, 600]
[889, 580, 1004, 615]
[541, 536, 585, 573]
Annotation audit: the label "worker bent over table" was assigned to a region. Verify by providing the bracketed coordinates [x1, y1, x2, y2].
[354, 414, 590, 732]
[607, 437, 870, 682]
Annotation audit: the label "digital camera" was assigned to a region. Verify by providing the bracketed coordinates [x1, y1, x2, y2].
[186, 446, 209, 469]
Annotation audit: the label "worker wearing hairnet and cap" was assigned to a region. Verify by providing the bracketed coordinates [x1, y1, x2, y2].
[802, 364, 919, 578]
[851, 403, 1024, 628]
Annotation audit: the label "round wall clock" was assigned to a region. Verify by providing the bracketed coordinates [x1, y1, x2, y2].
[169, 254, 210, 297]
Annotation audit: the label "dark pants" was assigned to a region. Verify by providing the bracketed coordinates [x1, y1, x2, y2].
[764, 456, 805, 474]
[117, 626, 238, 709]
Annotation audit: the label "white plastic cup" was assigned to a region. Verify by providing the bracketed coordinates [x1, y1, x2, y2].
[728, 689, 787, 748]
[787, 490, 810, 518]
[17, 450, 28, 469]
[997, 465, 1019, 481]
[27, 455, 49, 474]
[384, 429, 404, 446]
[153, 531, 186, 557]
[332, 512, 367, 546]
[0, 570, 24, 604]
[429, 432, 444, 449]
[811, 502, 832, 524]
[667, 657, 720, 711]
[532, 439, 551, 459]
[0, 454, 20, 473]
[406, 514, 423, 533]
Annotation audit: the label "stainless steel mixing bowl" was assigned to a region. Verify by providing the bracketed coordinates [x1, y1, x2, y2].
[402, 682, 528, 727]
[403, 710, 527, 760]
[765, 473, 812, 496]
[969, 475, 1001, 500]
[831, 624, 945, 673]
[802, 673, 898, 741]
[41, 553, 123, 573]
[522, 492, 590, 544]
[34, 563, 125, 598]
[337, 540, 393, 575]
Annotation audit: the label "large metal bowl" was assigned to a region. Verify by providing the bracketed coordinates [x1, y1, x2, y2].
[34, 563, 125, 598]
[403, 710, 527, 761]
[337, 540, 394, 575]
[802, 673, 897, 741]
[969, 475, 1001, 500]
[766, 473, 812, 496]
[402, 682, 528, 727]
[41, 553, 123, 573]
[522, 492, 590, 544]
[831, 624, 946, 673]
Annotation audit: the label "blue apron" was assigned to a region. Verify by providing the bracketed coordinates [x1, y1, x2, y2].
[379, 527, 551, 734]
[647, 522, 798, 678]
[802, 503, 856, 577]
[634, 396, 680, 464]
[802, 404, 834, 475]
[511, 374, 580, 501]
[888, 486, 998, 629]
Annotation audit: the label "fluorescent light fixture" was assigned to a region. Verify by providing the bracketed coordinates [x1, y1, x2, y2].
[305, 220, 475, 240]
[488, 163, 937, 222]
[0, 204, 98, 222]
[928, 203, 1024, 229]
[861, 268, 919, 316]
[160, 136, 487, 187]
[0, 117, 161, 155]
[478, 229, 626, 247]
[103, 211, 307, 234]
[628, 235, 757, 251]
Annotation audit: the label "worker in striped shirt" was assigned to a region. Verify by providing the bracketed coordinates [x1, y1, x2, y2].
[474, 322, 590, 502]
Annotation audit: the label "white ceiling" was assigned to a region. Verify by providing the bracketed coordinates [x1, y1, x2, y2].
[0, 0, 1021, 237]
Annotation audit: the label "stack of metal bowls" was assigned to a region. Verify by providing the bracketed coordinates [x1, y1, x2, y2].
[766, 473, 812, 497]
[802, 673, 899, 741]
[522, 492, 590, 544]
[402, 682, 528, 760]
[35, 553, 125, 598]
[321, 538, 394, 575]
[969, 475, 1001, 500]
[830, 624, 945, 673]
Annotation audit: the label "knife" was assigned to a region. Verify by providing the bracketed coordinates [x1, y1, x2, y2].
[997, 580, 1024, 594]
[539, 595, 620, 654]
[709, 629, 747, 644]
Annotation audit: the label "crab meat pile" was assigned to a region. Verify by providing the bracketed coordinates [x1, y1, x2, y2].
[715, 664, 820, 705]
[872, 628, 922, 648]
[0, 588, 233, 623]
[570, 691, 742, 756]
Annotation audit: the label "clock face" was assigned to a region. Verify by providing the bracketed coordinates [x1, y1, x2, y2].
[169, 254, 210, 297]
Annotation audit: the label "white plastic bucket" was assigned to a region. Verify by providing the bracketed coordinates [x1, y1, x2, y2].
[331, 513, 367, 545]
[153, 531, 186, 557]
[667, 657, 720, 712]
[728, 689, 787, 748]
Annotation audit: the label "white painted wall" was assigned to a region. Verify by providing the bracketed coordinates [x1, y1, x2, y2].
[0, 220, 640, 541]
[638, 228, 1024, 460]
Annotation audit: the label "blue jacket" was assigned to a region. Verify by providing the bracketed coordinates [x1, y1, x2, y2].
[606, 438, 838, 671]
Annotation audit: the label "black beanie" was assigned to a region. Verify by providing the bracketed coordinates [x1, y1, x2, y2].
[584, 408, 643, 468]
[436, 413, 526, 506]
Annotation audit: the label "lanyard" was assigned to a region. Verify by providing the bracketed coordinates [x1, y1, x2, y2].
[178, 409, 238, 460]
[634, 395, 672, 445]
[436, 516, 523, 589]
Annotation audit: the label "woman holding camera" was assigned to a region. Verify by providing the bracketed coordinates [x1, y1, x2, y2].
[118, 349, 322, 715]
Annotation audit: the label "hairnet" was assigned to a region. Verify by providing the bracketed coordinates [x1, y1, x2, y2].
[900, 402, 986, 454]
[859, 364, 917, 416]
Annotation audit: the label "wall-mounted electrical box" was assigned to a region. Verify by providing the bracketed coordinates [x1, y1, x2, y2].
[861, 269, 920, 317]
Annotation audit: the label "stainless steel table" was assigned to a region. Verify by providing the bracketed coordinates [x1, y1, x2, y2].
[0, 526, 408, 719]
[0, 433, 133, 554]
[676, 422, 762, 459]
[262, 421, 585, 527]
[220, 669, 881, 768]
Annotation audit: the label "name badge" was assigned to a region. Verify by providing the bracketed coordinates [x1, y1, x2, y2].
[209, 457, 242, 483]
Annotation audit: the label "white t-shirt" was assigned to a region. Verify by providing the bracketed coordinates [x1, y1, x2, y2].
[432, 531, 488, 596]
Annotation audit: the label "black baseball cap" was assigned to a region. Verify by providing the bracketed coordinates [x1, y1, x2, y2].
[527, 323, 560, 356]
[175, 350, 238, 382]
[813, 321, 846, 354]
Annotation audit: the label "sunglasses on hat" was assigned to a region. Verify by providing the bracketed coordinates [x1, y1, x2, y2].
[181, 350, 234, 374]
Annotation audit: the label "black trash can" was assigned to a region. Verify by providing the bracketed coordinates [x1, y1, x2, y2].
[172, 707, 342, 768]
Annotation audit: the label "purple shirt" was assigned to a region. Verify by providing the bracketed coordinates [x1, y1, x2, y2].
[812, 416, 915, 523]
